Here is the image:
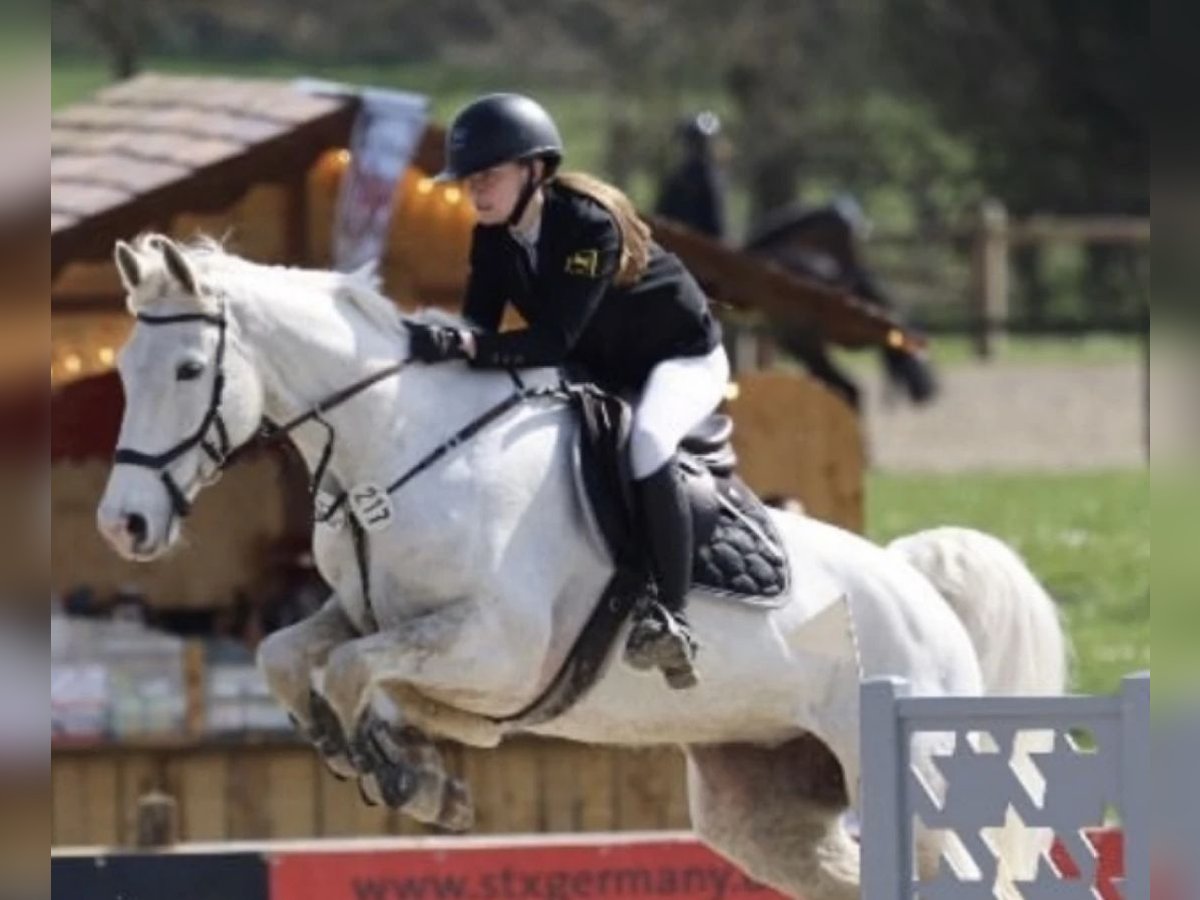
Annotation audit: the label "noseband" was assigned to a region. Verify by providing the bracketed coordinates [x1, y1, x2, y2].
[112, 303, 408, 521]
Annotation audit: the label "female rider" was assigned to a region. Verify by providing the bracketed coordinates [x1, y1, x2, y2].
[405, 93, 728, 689]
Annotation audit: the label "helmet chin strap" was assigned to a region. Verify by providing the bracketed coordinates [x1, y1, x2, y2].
[507, 160, 543, 228]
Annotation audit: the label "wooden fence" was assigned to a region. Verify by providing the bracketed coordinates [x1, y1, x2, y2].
[869, 202, 1150, 358]
[51, 735, 691, 847]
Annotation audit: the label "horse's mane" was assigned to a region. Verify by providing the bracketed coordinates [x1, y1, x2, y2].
[134, 233, 468, 335]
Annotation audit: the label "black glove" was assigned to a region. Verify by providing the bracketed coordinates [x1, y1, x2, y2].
[407, 323, 469, 363]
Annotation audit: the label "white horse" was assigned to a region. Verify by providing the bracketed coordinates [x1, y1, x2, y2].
[98, 235, 1067, 900]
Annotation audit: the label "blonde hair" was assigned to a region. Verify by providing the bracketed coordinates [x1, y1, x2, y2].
[553, 171, 651, 286]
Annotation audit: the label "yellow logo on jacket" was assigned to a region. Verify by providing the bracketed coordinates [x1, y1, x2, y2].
[565, 249, 600, 277]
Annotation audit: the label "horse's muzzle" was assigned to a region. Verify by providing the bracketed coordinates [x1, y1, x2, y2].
[97, 504, 173, 561]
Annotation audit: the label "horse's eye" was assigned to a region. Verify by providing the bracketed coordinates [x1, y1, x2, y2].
[176, 360, 205, 382]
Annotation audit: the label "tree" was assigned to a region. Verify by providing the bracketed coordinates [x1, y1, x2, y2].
[882, 0, 1147, 215]
[57, 0, 149, 79]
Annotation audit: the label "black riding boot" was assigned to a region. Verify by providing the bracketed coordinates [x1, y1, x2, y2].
[623, 459, 699, 689]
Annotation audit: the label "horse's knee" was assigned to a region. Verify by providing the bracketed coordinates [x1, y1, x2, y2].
[323, 643, 360, 690]
[257, 629, 310, 703]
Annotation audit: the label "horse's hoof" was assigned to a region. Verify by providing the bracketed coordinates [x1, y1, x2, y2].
[376, 763, 419, 808]
[663, 665, 700, 690]
[324, 753, 357, 781]
[437, 777, 475, 833]
[358, 773, 383, 807]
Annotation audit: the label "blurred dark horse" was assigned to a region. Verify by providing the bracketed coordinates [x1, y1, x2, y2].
[744, 196, 939, 410]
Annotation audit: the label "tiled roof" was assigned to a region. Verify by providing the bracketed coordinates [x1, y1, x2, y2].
[51, 73, 358, 267]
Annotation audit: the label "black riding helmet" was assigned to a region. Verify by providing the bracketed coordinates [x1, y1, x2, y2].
[435, 93, 564, 182]
[436, 93, 564, 226]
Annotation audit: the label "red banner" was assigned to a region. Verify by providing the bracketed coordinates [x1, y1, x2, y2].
[270, 835, 781, 900]
[270, 830, 1136, 900]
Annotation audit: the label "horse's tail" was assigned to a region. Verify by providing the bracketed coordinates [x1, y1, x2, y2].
[887, 525, 1067, 697]
[887, 526, 1069, 892]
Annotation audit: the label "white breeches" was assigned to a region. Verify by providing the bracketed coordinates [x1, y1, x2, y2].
[629, 344, 731, 479]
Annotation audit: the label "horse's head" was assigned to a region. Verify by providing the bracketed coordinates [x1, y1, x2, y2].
[97, 235, 266, 560]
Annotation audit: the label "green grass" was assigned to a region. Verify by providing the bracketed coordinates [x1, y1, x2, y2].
[51, 60, 111, 108]
[866, 470, 1149, 696]
[1151, 471, 1200, 701]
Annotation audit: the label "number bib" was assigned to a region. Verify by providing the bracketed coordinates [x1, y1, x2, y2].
[348, 483, 395, 533]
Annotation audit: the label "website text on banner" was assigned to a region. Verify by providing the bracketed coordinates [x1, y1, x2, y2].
[270, 836, 780, 900]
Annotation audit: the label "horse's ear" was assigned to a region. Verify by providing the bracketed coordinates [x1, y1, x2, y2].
[153, 236, 199, 296]
[114, 240, 144, 293]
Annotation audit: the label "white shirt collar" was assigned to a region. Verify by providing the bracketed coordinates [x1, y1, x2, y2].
[509, 212, 541, 268]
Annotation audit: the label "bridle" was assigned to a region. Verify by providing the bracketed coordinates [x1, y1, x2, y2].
[112, 301, 407, 521]
[112, 307, 233, 520]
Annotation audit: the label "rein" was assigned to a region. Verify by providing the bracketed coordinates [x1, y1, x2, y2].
[314, 380, 564, 526]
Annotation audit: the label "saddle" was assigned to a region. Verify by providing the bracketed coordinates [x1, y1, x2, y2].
[568, 384, 790, 602]
[496, 380, 791, 728]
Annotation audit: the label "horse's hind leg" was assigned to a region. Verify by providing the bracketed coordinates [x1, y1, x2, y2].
[686, 735, 860, 900]
[257, 597, 358, 777]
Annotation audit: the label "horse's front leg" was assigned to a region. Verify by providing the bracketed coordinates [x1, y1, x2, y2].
[320, 600, 516, 829]
[257, 596, 359, 777]
[321, 597, 513, 744]
[348, 706, 476, 831]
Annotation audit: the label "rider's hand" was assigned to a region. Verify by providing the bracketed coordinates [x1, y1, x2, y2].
[407, 323, 471, 363]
